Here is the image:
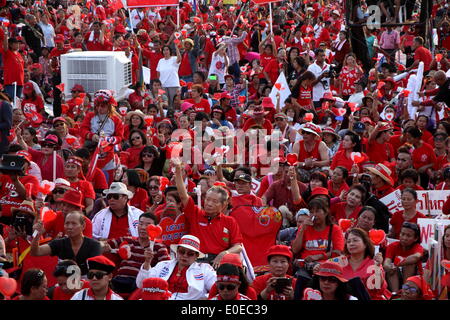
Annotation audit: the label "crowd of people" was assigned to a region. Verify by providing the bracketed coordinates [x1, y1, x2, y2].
[0, 0, 450, 301]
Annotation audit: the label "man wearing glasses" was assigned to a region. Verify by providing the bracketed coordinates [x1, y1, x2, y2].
[91, 182, 143, 241]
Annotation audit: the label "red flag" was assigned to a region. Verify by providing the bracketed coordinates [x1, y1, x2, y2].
[86, 146, 100, 181]
[126, 0, 178, 7]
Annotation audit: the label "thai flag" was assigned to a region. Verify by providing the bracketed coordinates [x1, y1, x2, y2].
[194, 274, 204, 280]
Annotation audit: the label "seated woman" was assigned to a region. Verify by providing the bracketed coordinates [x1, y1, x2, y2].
[291, 198, 345, 265]
[301, 171, 329, 202]
[389, 188, 426, 239]
[327, 166, 350, 198]
[136, 235, 216, 300]
[297, 261, 358, 300]
[330, 184, 366, 223]
[398, 275, 434, 300]
[209, 264, 251, 300]
[124, 129, 148, 169]
[208, 253, 257, 300]
[13, 269, 49, 300]
[135, 145, 166, 177]
[384, 222, 424, 293]
[121, 169, 149, 212]
[342, 228, 390, 300]
[249, 245, 296, 301]
[355, 206, 377, 233]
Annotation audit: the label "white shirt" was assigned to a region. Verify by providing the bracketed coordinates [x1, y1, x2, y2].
[208, 53, 228, 84]
[71, 288, 123, 300]
[130, 9, 144, 29]
[156, 56, 180, 88]
[307, 62, 331, 102]
[38, 22, 55, 48]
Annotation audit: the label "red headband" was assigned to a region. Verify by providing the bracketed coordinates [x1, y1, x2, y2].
[216, 275, 240, 283]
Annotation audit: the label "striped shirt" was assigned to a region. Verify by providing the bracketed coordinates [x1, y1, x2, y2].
[108, 236, 170, 278]
[222, 32, 248, 64]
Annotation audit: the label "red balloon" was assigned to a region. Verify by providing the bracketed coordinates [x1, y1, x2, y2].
[147, 225, 162, 240]
[0, 277, 17, 297]
[338, 219, 353, 232]
[66, 137, 76, 145]
[286, 153, 298, 166]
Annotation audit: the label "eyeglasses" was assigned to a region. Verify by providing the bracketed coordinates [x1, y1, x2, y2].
[402, 284, 418, 294]
[54, 122, 65, 128]
[131, 136, 141, 141]
[87, 270, 108, 280]
[177, 248, 196, 257]
[106, 194, 122, 200]
[318, 276, 339, 283]
[217, 283, 238, 291]
[52, 188, 66, 195]
[142, 153, 154, 158]
[42, 143, 56, 148]
[148, 186, 159, 190]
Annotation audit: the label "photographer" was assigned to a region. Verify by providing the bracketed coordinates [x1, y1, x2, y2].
[0, 154, 39, 225]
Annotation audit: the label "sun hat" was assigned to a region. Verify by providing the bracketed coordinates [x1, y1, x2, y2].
[103, 182, 134, 198]
[315, 261, 348, 282]
[170, 235, 205, 258]
[57, 189, 85, 208]
[365, 163, 394, 186]
[300, 122, 322, 136]
[220, 253, 243, 268]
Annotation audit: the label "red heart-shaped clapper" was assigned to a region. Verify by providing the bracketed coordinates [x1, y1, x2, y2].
[436, 54, 443, 63]
[40, 207, 57, 224]
[56, 83, 65, 92]
[303, 288, 322, 300]
[214, 93, 222, 100]
[337, 108, 346, 116]
[158, 89, 166, 96]
[159, 176, 169, 192]
[274, 83, 282, 90]
[0, 277, 17, 297]
[187, 82, 193, 89]
[350, 152, 364, 164]
[39, 181, 55, 195]
[118, 245, 131, 260]
[66, 137, 76, 145]
[159, 214, 187, 246]
[181, 29, 187, 37]
[229, 6, 235, 12]
[2, 21, 10, 27]
[286, 153, 298, 166]
[441, 260, 450, 271]
[304, 113, 314, 122]
[174, 32, 181, 38]
[180, 79, 187, 86]
[174, 39, 180, 45]
[385, 113, 394, 121]
[394, 256, 405, 266]
[240, 66, 247, 73]
[147, 224, 162, 240]
[238, 96, 246, 103]
[402, 89, 410, 97]
[369, 229, 386, 245]
[347, 102, 357, 112]
[119, 106, 127, 116]
[193, 16, 201, 23]
[303, 37, 311, 43]
[338, 219, 353, 232]
[144, 116, 154, 127]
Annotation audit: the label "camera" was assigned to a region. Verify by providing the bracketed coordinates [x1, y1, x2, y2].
[274, 277, 292, 294]
[328, 64, 338, 79]
[12, 213, 34, 236]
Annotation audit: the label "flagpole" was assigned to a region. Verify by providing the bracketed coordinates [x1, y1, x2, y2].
[269, 3, 273, 35]
[230, 1, 248, 35]
[177, 5, 180, 29]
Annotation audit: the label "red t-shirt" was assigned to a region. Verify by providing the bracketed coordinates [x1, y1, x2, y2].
[22, 95, 45, 114]
[295, 224, 345, 259]
[129, 187, 149, 211]
[0, 48, 25, 85]
[385, 241, 424, 272]
[260, 53, 276, 69]
[69, 180, 96, 204]
[264, 59, 280, 84]
[330, 150, 369, 171]
[183, 197, 243, 255]
[327, 180, 349, 197]
[330, 202, 362, 222]
[142, 49, 163, 80]
[367, 140, 394, 163]
[411, 142, 436, 170]
[251, 273, 297, 300]
[389, 210, 427, 239]
[413, 46, 433, 72]
[52, 280, 90, 300]
[185, 98, 211, 114]
[167, 264, 189, 293]
[108, 213, 130, 239]
[296, 85, 313, 109]
[179, 51, 193, 77]
[0, 174, 39, 217]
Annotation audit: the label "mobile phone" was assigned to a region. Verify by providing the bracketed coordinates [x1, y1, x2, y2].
[274, 277, 292, 294]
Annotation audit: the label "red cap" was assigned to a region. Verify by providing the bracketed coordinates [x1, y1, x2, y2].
[141, 278, 171, 300]
[309, 187, 330, 200]
[266, 245, 293, 261]
[16, 150, 32, 163]
[71, 84, 85, 92]
[406, 276, 434, 300]
[87, 256, 116, 273]
[315, 261, 348, 282]
[55, 34, 64, 43]
[115, 24, 127, 34]
[23, 82, 34, 94]
[57, 189, 85, 208]
[220, 92, 232, 100]
[220, 253, 243, 268]
[261, 97, 274, 109]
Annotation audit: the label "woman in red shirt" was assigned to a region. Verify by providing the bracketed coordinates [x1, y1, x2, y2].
[121, 169, 149, 212]
[328, 166, 350, 197]
[330, 131, 369, 172]
[63, 156, 95, 214]
[21, 82, 45, 116]
[251, 245, 296, 300]
[330, 184, 365, 223]
[383, 222, 424, 293]
[337, 53, 363, 99]
[415, 115, 433, 143]
[124, 110, 147, 143]
[291, 71, 315, 110]
[355, 206, 377, 233]
[13, 269, 49, 300]
[126, 129, 146, 169]
[389, 188, 426, 239]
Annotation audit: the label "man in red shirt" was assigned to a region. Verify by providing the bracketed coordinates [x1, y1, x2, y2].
[141, 39, 163, 80]
[185, 85, 211, 113]
[367, 122, 395, 164]
[1, 28, 25, 99]
[263, 47, 286, 85]
[173, 157, 243, 269]
[407, 36, 433, 73]
[84, 22, 106, 51]
[49, 35, 70, 59]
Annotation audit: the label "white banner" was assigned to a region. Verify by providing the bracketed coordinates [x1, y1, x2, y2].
[417, 218, 450, 248]
[380, 190, 450, 217]
[269, 72, 291, 109]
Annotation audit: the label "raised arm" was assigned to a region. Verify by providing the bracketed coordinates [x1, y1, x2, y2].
[172, 157, 189, 207]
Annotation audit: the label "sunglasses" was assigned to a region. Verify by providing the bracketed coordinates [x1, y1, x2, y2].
[54, 122, 65, 128]
[402, 284, 418, 294]
[402, 221, 419, 231]
[106, 194, 123, 200]
[177, 248, 196, 257]
[131, 136, 141, 141]
[217, 283, 238, 291]
[87, 270, 108, 280]
[42, 143, 56, 148]
[52, 188, 66, 195]
[142, 153, 154, 158]
[318, 276, 339, 283]
[148, 186, 159, 190]
[71, 90, 80, 93]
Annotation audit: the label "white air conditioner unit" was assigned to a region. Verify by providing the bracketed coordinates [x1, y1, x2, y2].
[61, 51, 132, 101]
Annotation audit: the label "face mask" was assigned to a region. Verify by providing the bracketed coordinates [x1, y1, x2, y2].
[287, 116, 293, 122]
